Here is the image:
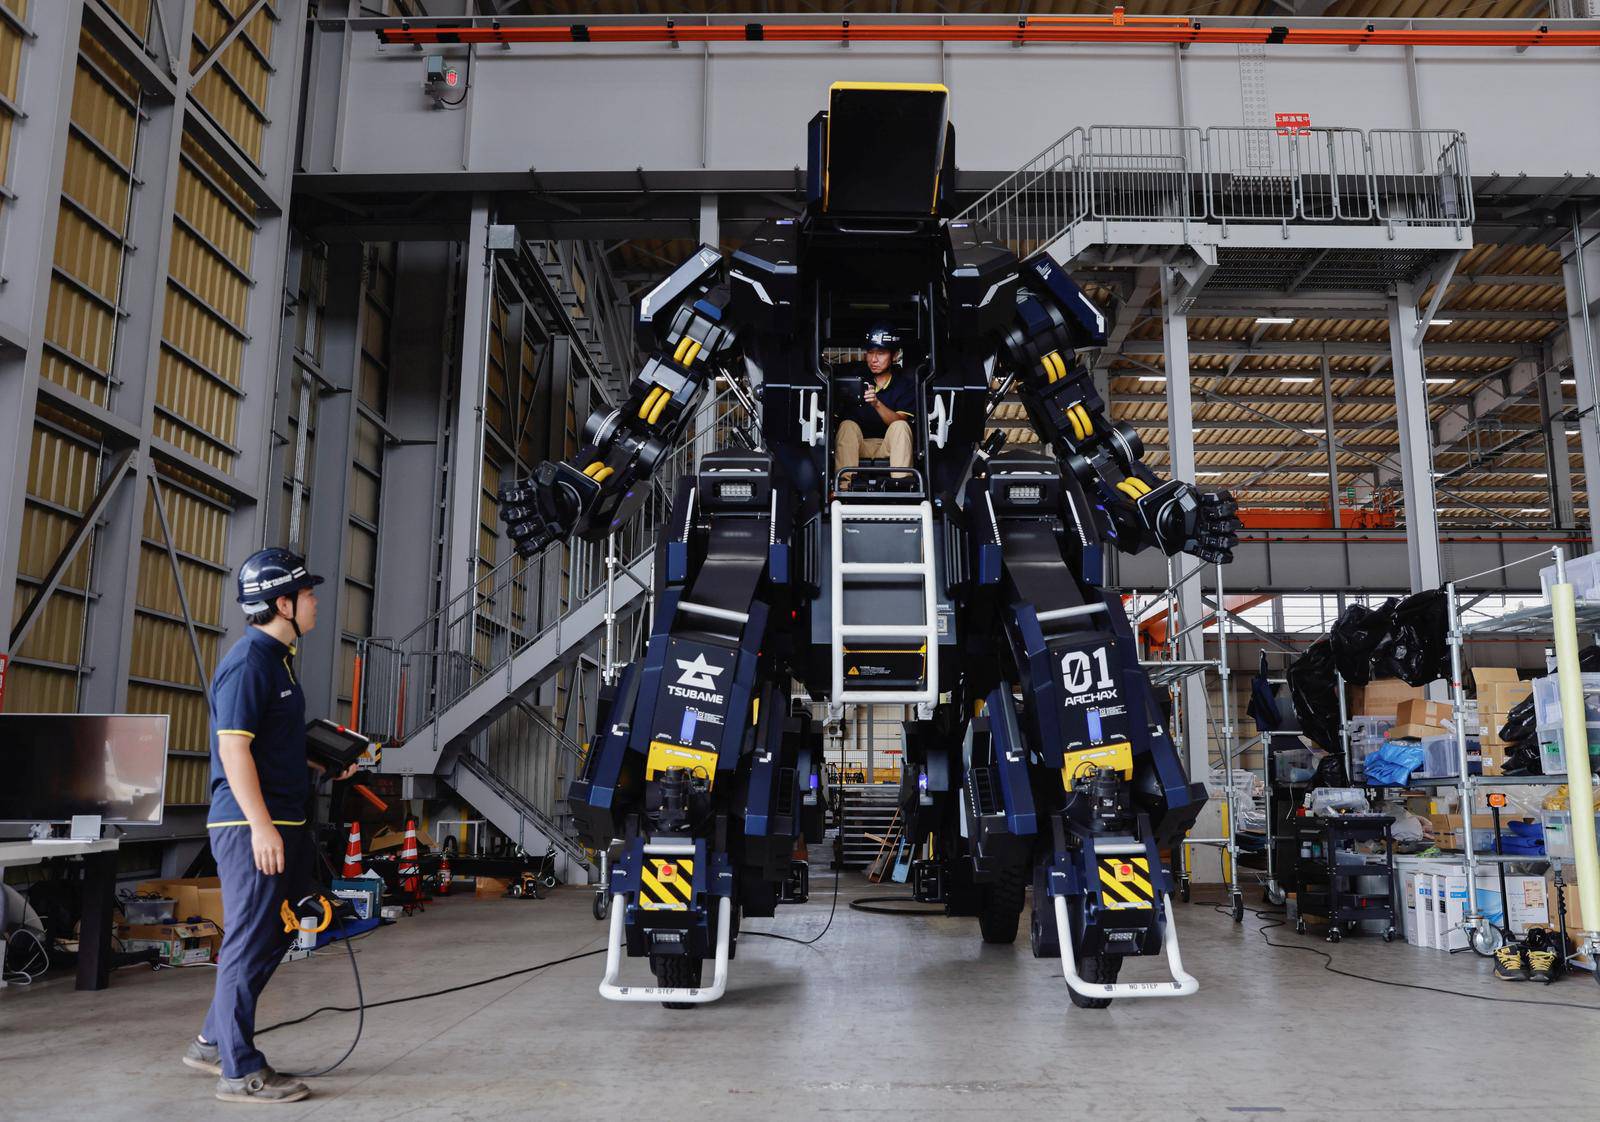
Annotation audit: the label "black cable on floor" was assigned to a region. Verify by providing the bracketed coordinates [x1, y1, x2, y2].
[743, 865, 842, 946]
[848, 894, 944, 916]
[256, 946, 608, 1037]
[1247, 907, 1600, 1013]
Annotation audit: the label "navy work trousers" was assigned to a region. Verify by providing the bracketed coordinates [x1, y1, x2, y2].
[200, 824, 310, 1078]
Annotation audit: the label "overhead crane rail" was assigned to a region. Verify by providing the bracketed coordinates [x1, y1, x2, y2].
[373, 17, 1600, 51]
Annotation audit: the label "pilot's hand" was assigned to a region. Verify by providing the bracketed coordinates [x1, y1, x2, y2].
[499, 461, 603, 557]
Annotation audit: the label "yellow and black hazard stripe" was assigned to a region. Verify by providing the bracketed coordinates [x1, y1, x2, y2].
[1097, 855, 1154, 911]
[638, 857, 695, 911]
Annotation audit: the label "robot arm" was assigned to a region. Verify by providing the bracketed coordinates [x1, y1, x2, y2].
[997, 258, 1240, 564]
[501, 248, 739, 555]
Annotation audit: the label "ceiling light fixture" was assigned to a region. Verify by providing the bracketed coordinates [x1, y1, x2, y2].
[1280, 376, 1315, 384]
[1519, 508, 1548, 514]
[1428, 318, 1454, 326]
[1255, 316, 1296, 325]
[1426, 378, 1454, 385]
[1138, 375, 1166, 383]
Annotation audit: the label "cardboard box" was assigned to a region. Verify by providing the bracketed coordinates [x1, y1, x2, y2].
[136, 877, 225, 960]
[369, 824, 436, 853]
[475, 876, 511, 898]
[1424, 812, 1493, 840]
[120, 921, 219, 966]
[136, 877, 224, 929]
[1396, 698, 1453, 730]
[1349, 679, 1426, 719]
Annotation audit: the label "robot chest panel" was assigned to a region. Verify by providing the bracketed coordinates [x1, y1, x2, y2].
[655, 637, 739, 753]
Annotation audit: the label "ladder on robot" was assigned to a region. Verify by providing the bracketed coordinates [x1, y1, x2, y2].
[829, 500, 941, 714]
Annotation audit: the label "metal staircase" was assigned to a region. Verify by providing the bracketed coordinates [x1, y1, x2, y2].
[958, 123, 1472, 284]
[358, 383, 755, 873]
[447, 749, 593, 883]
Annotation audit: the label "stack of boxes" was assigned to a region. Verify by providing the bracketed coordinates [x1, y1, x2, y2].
[1472, 667, 1533, 776]
[1347, 679, 1425, 782]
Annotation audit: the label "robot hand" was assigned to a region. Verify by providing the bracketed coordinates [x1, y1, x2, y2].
[499, 461, 604, 557]
[1136, 483, 1241, 564]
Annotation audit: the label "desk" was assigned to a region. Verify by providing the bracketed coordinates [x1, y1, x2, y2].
[0, 838, 121, 991]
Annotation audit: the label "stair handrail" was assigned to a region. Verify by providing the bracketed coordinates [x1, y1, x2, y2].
[358, 382, 755, 743]
[454, 750, 592, 867]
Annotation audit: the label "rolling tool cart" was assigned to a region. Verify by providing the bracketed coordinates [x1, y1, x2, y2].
[1292, 814, 1397, 943]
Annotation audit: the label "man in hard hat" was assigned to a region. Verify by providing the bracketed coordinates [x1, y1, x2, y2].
[182, 548, 355, 1104]
[834, 321, 917, 487]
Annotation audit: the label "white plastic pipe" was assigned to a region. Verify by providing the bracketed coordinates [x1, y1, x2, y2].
[599, 894, 731, 1003]
[1551, 582, 1600, 943]
[1055, 894, 1200, 999]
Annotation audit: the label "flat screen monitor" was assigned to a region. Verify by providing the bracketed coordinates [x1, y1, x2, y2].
[0, 713, 168, 825]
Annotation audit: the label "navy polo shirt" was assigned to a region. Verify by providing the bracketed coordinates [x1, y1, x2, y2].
[206, 628, 310, 827]
[837, 361, 917, 440]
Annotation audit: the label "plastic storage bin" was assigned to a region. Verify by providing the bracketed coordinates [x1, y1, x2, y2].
[1541, 552, 1600, 603]
[1417, 733, 1473, 779]
[1273, 747, 1317, 784]
[1537, 721, 1600, 775]
[1539, 809, 1600, 859]
[1531, 673, 1600, 729]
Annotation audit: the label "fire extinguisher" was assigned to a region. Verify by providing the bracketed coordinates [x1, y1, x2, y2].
[438, 853, 452, 896]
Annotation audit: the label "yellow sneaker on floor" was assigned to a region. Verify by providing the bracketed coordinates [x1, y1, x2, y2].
[1526, 949, 1558, 983]
[1493, 944, 1528, 981]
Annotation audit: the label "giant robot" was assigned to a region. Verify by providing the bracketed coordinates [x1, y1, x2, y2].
[500, 84, 1239, 1009]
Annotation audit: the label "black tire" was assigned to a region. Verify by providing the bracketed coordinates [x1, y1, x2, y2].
[1069, 953, 1122, 1010]
[1383, 928, 1395, 943]
[1180, 878, 1191, 904]
[1328, 927, 1342, 944]
[1230, 894, 1245, 924]
[650, 954, 703, 1010]
[592, 892, 608, 922]
[1029, 901, 1060, 959]
[1295, 917, 1306, 935]
[977, 863, 1027, 945]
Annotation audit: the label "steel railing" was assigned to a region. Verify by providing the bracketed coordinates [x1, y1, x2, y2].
[358, 383, 757, 745]
[960, 123, 1472, 252]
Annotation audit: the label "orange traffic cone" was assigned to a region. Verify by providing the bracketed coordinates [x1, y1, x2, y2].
[341, 822, 364, 879]
[438, 853, 452, 896]
[399, 817, 423, 911]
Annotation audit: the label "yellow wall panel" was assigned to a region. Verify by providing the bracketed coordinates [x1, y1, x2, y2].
[189, 1, 274, 162]
[5, 664, 79, 715]
[101, 0, 152, 45]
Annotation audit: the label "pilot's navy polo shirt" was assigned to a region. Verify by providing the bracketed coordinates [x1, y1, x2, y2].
[838, 362, 918, 439]
[206, 628, 309, 827]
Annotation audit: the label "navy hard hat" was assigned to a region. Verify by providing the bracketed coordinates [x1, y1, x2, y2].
[864, 322, 901, 352]
[237, 547, 324, 611]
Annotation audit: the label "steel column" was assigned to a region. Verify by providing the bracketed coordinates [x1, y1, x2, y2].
[1160, 269, 1210, 803]
[447, 199, 495, 609]
[1388, 282, 1443, 591]
[299, 244, 364, 720]
[1560, 228, 1600, 546]
[0, 1, 89, 664]
[1533, 358, 1575, 529]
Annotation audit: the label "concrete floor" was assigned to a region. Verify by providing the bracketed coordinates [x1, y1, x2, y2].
[4, 874, 1598, 1121]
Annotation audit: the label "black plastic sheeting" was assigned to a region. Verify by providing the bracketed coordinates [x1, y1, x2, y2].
[1286, 590, 1453, 755]
[1287, 637, 1342, 754]
[1329, 598, 1397, 686]
[1369, 590, 1451, 686]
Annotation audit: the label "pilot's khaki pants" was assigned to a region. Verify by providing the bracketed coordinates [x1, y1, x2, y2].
[835, 419, 913, 475]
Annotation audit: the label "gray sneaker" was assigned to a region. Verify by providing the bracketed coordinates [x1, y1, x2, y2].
[183, 1038, 222, 1075]
[215, 1068, 310, 1104]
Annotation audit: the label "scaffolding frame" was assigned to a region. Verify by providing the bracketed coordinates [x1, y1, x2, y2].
[1134, 559, 1247, 920]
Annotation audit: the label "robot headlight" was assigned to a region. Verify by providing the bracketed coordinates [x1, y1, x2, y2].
[718, 481, 754, 501]
[1006, 484, 1044, 504]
